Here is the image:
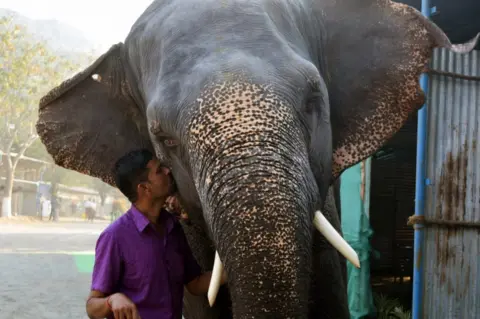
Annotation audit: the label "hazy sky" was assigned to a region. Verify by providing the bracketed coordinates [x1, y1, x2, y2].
[0, 0, 154, 46]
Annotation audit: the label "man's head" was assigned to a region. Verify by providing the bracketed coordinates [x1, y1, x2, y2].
[113, 149, 174, 203]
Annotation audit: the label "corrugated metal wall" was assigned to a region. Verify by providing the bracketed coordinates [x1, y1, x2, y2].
[424, 48, 480, 317]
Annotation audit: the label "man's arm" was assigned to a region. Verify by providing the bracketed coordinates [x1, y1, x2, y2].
[86, 290, 140, 319]
[178, 224, 227, 296]
[86, 290, 110, 319]
[185, 270, 227, 296]
[86, 229, 139, 319]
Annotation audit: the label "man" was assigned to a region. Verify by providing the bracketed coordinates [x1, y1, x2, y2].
[86, 149, 226, 319]
[41, 197, 51, 221]
[84, 198, 93, 221]
[49, 194, 58, 221]
[70, 200, 77, 216]
[88, 199, 97, 222]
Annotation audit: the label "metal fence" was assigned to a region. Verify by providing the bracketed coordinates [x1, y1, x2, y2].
[424, 48, 480, 318]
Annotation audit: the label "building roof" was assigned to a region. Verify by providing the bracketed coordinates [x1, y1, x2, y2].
[0, 150, 52, 166]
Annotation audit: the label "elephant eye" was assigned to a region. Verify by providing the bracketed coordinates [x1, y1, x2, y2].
[306, 91, 325, 114]
[164, 139, 179, 147]
[150, 123, 179, 148]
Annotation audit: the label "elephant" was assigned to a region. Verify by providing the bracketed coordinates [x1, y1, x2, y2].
[35, 0, 478, 318]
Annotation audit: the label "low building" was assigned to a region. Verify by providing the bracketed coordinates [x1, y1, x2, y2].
[0, 151, 127, 217]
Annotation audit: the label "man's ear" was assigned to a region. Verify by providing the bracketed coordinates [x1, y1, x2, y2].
[136, 182, 147, 199]
[36, 43, 154, 186]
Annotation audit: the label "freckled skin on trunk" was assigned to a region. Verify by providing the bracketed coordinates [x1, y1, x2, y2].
[186, 79, 318, 318]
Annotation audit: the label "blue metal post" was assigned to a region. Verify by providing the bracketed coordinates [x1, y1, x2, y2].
[412, 0, 431, 317]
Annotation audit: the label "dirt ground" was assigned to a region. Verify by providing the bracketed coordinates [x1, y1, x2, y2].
[0, 218, 109, 319]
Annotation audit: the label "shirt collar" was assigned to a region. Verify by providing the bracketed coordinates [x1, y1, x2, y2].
[130, 205, 150, 232]
[129, 204, 175, 234]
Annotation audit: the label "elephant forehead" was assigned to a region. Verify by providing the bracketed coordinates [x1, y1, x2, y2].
[188, 79, 299, 147]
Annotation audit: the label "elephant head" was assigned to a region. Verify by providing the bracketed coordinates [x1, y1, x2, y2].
[36, 0, 478, 317]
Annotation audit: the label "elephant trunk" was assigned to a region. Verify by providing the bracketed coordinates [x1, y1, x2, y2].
[203, 144, 315, 318]
[186, 80, 318, 318]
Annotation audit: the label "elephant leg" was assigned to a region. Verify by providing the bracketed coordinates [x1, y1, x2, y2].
[179, 215, 233, 319]
[309, 184, 349, 319]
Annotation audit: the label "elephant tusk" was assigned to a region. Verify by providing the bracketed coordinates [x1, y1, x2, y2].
[208, 250, 224, 307]
[313, 210, 360, 268]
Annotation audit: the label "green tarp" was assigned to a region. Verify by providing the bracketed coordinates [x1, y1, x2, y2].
[340, 160, 376, 319]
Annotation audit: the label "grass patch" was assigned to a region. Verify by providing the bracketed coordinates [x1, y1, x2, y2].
[73, 253, 95, 273]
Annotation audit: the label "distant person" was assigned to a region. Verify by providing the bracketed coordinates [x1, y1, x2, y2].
[49, 195, 58, 221]
[70, 200, 77, 215]
[89, 199, 97, 222]
[83, 199, 91, 221]
[41, 198, 51, 221]
[85, 149, 226, 319]
[91, 198, 97, 211]
[84, 198, 96, 222]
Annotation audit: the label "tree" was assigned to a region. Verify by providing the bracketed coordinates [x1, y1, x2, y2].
[41, 163, 94, 189]
[0, 17, 80, 217]
[91, 177, 116, 216]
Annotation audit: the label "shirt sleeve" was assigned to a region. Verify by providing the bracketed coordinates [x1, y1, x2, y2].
[91, 229, 122, 294]
[180, 228, 203, 285]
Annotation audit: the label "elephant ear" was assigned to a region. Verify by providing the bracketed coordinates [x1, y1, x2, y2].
[36, 43, 153, 186]
[320, 0, 480, 179]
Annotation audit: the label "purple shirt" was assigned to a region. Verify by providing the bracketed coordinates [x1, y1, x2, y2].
[91, 205, 202, 319]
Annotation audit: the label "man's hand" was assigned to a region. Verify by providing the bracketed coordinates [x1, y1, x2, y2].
[165, 196, 180, 213]
[109, 293, 141, 319]
[165, 196, 189, 221]
[85, 290, 141, 319]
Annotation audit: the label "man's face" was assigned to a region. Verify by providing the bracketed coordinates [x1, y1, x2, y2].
[145, 159, 174, 200]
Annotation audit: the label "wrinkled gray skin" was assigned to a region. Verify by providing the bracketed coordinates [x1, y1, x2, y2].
[36, 0, 478, 318]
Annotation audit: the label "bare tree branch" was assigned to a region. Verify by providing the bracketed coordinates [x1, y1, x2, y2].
[12, 134, 38, 170]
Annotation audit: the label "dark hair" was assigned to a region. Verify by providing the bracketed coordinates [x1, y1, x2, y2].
[113, 149, 154, 202]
